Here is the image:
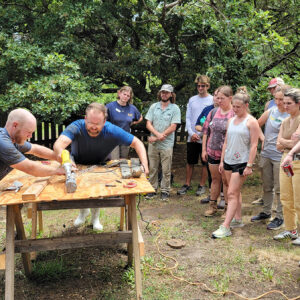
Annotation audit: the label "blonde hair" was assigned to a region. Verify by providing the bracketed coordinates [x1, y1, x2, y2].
[117, 86, 134, 104]
[233, 86, 250, 104]
[218, 85, 233, 97]
[194, 75, 210, 85]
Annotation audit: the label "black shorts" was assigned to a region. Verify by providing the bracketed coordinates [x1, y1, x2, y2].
[187, 142, 207, 165]
[208, 156, 221, 165]
[224, 162, 247, 175]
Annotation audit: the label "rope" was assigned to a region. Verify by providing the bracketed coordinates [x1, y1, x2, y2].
[144, 232, 300, 300]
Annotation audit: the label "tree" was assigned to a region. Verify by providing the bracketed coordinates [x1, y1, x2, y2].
[0, 0, 299, 121]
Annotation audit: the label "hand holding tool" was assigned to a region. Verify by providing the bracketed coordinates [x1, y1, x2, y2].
[61, 150, 77, 193]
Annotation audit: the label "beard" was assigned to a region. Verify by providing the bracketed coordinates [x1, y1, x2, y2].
[86, 128, 100, 137]
[161, 98, 171, 103]
[14, 130, 26, 145]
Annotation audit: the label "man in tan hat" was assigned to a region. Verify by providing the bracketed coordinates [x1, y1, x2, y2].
[145, 84, 181, 201]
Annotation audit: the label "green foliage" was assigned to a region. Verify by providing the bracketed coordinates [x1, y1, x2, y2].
[0, 0, 299, 121]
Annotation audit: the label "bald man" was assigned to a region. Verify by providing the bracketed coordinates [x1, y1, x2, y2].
[0, 108, 64, 180]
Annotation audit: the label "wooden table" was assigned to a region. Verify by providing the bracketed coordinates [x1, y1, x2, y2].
[0, 162, 154, 300]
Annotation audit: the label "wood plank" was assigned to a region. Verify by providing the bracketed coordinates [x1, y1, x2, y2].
[137, 225, 145, 257]
[126, 195, 133, 266]
[0, 253, 5, 270]
[14, 232, 132, 253]
[30, 203, 37, 261]
[37, 198, 125, 210]
[38, 211, 43, 232]
[5, 205, 15, 300]
[22, 178, 49, 201]
[13, 205, 32, 275]
[120, 207, 125, 231]
[129, 195, 143, 299]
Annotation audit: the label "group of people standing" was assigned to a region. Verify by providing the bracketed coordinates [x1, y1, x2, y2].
[117, 74, 300, 244]
[1, 74, 300, 244]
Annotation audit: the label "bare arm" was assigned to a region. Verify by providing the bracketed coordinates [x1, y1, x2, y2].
[146, 120, 166, 141]
[258, 110, 270, 127]
[243, 118, 260, 176]
[11, 158, 64, 177]
[27, 144, 57, 161]
[163, 123, 177, 137]
[53, 135, 73, 162]
[131, 115, 143, 126]
[195, 125, 202, 132]
[264, 101, 270, 112]
[201, 134, 208, 162]
[130, 137, 149, 175]
[281, 140, 300, 166]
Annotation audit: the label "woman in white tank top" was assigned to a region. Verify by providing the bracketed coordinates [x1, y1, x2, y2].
[212, 87, 260, 238]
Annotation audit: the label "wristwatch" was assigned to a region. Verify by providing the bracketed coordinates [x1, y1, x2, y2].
[246, 163, 253, 168]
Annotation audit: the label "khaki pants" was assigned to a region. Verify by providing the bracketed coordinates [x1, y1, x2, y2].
[259, 156, 283, 219]
[280, 153, 300, 230]
[148, 144, 173, 193]
[110, 145, 130, 160]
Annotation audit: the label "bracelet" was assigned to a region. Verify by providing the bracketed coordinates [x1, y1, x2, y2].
[246, 163, 253, 168]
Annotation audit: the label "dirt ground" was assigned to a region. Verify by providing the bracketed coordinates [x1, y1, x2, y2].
[0, 143, 300, 299]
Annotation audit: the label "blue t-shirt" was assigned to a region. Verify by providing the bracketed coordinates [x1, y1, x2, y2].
[267, 99, 276, 110]
[0, 128, 32, 180]
[195, 105, 214, 126]
[61, 120, 134, 164]
[106, 101, 141, 132]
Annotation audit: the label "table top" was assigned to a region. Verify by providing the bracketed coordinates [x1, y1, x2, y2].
[0, 161, 155, 206]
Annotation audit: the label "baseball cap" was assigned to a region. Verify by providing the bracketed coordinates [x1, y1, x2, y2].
[268, 77, 284, 89]
[159, 84, 174, 93]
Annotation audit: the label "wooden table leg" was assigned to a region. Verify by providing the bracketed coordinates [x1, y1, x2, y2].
[129, 194, 142, 299]
[119, 207, 125, 231]
[5, 205, 15, 300]
[38, 211, 43, 233]
[126, 196, 133, 266]
[30, 203, 38, 260]
[13, 205, 32, 276]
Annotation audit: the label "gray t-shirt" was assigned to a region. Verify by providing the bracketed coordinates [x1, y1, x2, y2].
[0, 128, 31, 180]
[261, 107, 289, 161]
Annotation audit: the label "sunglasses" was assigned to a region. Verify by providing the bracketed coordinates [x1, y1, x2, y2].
[197, 84, 207, 88]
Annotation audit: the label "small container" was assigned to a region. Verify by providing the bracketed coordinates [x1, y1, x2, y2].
[283, 164, 294, 177]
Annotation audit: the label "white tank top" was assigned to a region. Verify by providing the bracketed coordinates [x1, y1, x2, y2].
[224, 115, 250, 165]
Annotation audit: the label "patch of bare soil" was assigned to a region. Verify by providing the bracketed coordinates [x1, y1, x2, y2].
[0, 143, 300, 299]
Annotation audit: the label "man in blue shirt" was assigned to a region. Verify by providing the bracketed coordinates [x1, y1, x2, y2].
[53, 102, 148, 230]
[0, 109, 64, 181]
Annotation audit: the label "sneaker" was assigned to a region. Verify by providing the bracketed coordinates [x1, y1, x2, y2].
[177, 185, 192, 195]
[201, 195, 210, 204]
[267, 218, 284, 230]
[212, 225, 232, 239]
[196, 185, 206, 196]
[230, 218, 245, 228]
[217, 197, 225, 209]
[251, 212, 271, 222]
[161, 192, 169, 201]
[292, 237, 300, 246]
[145, 192, 157, 199]
[274, 230, 298, 241]
[252, 198, 263, 205]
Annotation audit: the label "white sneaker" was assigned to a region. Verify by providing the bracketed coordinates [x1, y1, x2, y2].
[74, 208, 90, 227]
[212, 224, 232, 239]
[91, 208, 103, 231]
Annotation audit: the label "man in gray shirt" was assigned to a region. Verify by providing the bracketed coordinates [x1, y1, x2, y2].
[0, 109, 64, 181]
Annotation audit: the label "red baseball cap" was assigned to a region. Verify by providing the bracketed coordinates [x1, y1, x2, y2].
[268, 78, 284, 89]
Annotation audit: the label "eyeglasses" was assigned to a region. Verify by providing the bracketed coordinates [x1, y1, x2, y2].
[197, 84, 207, 88]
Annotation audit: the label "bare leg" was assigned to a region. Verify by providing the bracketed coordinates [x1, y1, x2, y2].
[185, 164, 194, 186]
[200, 164, 208, 186]
[223, 172, 247, 228]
